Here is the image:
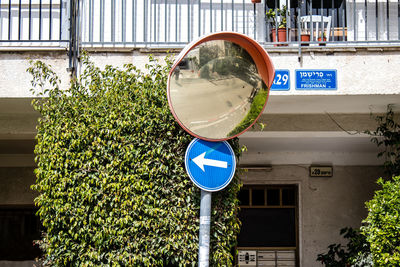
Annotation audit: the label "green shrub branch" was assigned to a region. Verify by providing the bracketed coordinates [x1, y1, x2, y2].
[29, 54, 241, 266]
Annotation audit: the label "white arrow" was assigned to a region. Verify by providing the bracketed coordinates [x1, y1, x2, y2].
[192, 152, 228, 172]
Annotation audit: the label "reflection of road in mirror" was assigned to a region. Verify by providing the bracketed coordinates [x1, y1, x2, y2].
[169, 40, 268, 139]
[171, 74, 254, 139]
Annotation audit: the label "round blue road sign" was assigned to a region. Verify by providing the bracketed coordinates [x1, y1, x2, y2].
[185, 138, 236, 192]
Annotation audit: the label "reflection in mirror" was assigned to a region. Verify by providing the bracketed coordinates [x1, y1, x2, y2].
[169, 40, 269, 140]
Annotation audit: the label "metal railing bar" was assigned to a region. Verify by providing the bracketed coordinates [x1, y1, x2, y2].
[39, 0, 42, 40]
[231, 0, 234, 32]
[111, 0, 115, 43]
[221, 0, 223, 31]
[0, 0, 2, 39]
[152, 0, 155, 42]
[398, 0, 400, 40]
[178, 3, 181, 41]
[253, 2, 256, 39]
[243, 0, 246, 35]
[286, 0, 288, 42]
[210, 0, 212, 33]
[224, 0, 227, 31]
[49, 0, 52, 40]
[28, 0, 32, 40]
[8, 0, 11, 40]
[18, 0, 21, 40]
[133, 0, 136, 43]
[310, 0, 313, 42]
[59, 0, 62, 41]
[297, 6, 301, 59]
[198, 0, 201, 36]
[386, 0, 389, 40]
[175, 0, 177, 42]
[397, 0, 400, 39]
[342, 0, 345, 41]
[165, 0, 167, 42]
[144, 0, 148, 44]
[153, 0, 156, 42]
[89, 0, 93, 42]
[188, 0, 190, 42]
[100, 0, 104, 42]
[122, 0, 126, 43]
[365, 0, 367, 40]
[321, 0, 324, 41]
[331, 0, 334, 41]
[375, 0, 378, 40]
[274, 0, 277, 43]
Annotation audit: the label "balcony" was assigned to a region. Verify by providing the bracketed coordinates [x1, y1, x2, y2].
[0, 0, 399, 49]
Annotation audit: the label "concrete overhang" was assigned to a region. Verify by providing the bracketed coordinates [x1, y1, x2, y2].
[264, 95, 400, 114]
[239, 131, 384, 166]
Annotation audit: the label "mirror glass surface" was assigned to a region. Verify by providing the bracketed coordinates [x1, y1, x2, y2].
[169, 40, 269, 140]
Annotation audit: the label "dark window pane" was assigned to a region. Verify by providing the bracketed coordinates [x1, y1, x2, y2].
[239, 188, 250, 206]
[252, 189, 265, 206]
[238, 208, 296, 247]
[0, 208, 42, 260]
[267, 189, 280, 206]
[282, 188, 296, 206]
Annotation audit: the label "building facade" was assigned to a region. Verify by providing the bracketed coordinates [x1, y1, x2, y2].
[0, 0, 399, 266]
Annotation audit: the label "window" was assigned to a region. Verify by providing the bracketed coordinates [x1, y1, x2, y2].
[0, 207, 42, 260]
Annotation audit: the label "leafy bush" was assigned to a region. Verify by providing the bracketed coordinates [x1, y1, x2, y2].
[362, 176, 400, 266]
[29, 54, 241, 266]
[366, 105, 400, 177]
[316, 227, 372, 267]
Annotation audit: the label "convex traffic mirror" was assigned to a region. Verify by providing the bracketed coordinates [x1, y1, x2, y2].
[167, 32, 275, 141]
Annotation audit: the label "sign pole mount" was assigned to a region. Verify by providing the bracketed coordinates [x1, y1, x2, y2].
[198, 190, 211, 267]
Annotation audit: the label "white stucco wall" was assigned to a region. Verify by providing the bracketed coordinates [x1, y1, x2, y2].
[1, 48, 400, 98]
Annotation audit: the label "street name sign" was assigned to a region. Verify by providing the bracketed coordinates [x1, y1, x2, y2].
[185, 138, 236, 192]
[295, 69, 337, 90]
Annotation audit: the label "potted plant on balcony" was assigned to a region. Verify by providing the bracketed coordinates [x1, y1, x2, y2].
[318, 32, 327, 46]
[266, 5, 289, 46]
[300, 29, 310, 46]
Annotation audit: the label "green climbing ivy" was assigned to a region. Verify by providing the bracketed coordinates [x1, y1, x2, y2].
[29, 54, 241, 266]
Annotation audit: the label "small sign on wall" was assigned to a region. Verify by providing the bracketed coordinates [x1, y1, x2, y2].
[271, 69, 290, 91]
[310, 166, 333, 177]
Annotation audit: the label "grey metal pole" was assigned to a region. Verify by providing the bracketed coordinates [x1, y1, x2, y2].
[198, 190, 211, 267]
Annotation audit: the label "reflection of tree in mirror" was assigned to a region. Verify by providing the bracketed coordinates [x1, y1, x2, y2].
[224, 41, 254, 66]
[200, 56, 261, 89]
[199, 45, 222, 68]
[228, 87, 269, 137]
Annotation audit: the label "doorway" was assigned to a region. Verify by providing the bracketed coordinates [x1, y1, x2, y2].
[237, 185, 299, 267]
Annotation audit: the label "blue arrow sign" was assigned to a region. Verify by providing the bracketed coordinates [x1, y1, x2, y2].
[185, 138, 236, 192]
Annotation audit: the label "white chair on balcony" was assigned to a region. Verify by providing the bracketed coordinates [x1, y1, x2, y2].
[300, 15, 332, 41]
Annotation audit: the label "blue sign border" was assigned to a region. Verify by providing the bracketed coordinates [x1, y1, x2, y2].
[295, 69, 337, 90]
[271, 69, 290, 91]
[185, 139, 236, 192]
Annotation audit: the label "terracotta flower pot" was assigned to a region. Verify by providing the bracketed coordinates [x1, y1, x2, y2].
[318, 37, 327, 46]
[271, 28, 287, 46]
[301, 34, 310, 46]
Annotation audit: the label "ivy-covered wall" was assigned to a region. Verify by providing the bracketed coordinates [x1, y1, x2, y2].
[29, 55, 241, 266]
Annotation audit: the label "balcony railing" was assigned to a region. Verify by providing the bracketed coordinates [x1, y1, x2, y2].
[0, 0, 400, 48]
[0, 0, 69, 45]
